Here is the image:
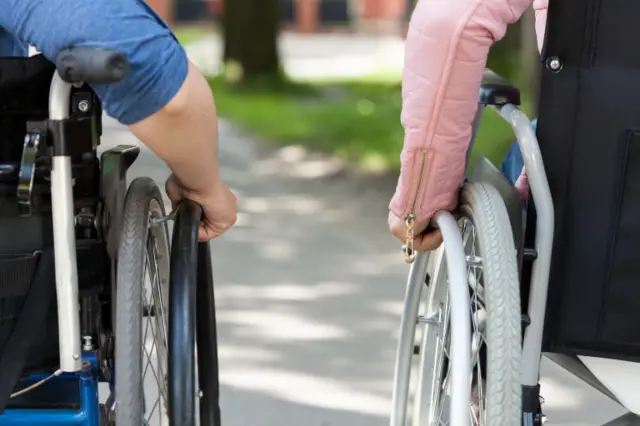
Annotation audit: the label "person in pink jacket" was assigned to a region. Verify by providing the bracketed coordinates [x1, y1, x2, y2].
[388, 0, 548, 256]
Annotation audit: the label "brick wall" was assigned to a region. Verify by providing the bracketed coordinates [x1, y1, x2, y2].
[146, 0, 172, 24]
[160, 0, 409, 32]
[297, 0, 407, 33]
[357, 0, 405, 20]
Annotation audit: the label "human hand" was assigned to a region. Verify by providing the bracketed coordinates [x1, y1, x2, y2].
[165, 174, 237, 242]
[388, 211, 443, 260]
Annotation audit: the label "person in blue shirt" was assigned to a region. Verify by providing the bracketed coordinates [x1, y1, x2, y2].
[0, 0, 237, 241]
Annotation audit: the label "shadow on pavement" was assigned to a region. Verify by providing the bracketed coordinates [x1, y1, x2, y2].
[102, 117, 406, 425]
[209, 124, 407, 424]
[221, 384, 388, 426]
[100, 116, 628, 426]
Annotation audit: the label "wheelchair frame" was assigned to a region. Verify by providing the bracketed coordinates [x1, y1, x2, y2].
[0, 50, 222, 425]
[390, 97, 554, 426]
[49, 69, 89, 374]
[390, 69, 640, 425]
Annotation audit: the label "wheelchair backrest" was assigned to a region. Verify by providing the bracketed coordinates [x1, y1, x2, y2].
[534, 0, 640, 360]
[0, 54, 104, 164]
[0, 55, 53, 162]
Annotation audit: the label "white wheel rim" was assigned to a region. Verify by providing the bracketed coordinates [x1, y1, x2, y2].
[414, 218, 488, 426]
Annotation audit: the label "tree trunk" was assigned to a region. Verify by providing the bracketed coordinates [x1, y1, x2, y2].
[520, 6, 540, 112]
[222, 0, 281, 81]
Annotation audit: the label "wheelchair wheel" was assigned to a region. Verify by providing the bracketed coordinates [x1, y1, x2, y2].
[412, 182, 521, 426]
[114, 177, 171, 425]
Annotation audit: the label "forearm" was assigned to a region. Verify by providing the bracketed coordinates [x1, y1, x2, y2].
[390, 0, 535, 222]
[129, 61, 220, 194]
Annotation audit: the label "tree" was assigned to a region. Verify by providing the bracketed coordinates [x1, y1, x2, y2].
[520, 6, 540, 111]
[222, 0, 282, 82]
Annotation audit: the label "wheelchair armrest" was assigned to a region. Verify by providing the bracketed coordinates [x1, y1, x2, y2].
[478, 69, 521, 106]
[55, 47, 129, 84]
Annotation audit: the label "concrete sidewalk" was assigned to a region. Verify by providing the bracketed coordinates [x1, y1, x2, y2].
[98, 111, 626, 425]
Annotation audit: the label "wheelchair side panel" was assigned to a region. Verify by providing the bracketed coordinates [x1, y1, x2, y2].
[533, 0, 640, 361]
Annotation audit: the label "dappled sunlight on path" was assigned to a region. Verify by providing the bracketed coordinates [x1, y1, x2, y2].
[208, 121, 406, 424]
[100, 115, 628, 425]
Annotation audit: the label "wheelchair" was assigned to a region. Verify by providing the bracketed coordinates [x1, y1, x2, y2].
[389, 1, 640, 424]
[0, 47, 221, 425]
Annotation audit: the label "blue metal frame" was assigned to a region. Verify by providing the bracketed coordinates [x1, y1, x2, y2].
[0, 352, 105, 426]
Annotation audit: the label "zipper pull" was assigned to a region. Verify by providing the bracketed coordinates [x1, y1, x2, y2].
[404, 214, 416, 264]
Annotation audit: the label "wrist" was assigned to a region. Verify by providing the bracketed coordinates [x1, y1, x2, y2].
[183, 175, 223, 199]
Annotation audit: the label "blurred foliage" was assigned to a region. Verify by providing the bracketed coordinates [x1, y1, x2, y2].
[210, 6, 537, 171]
[210, 69, 533, 173]
[210, 76, 405, 171]
[173, 26, 214, 46]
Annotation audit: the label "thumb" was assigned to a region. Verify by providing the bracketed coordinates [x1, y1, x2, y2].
[413, 229, 443, 252]
[165, 175, 184, 208]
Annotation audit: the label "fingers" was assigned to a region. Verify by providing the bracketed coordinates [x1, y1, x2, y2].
[389, 212, 421, 242]
[413, 229, 443, 252]
[197, 221, 233, 242]
[388, 211, 442, 253]
[166, 174, 238, 242]
[165, 174, 183, 209]
[198, 227, 215, 242]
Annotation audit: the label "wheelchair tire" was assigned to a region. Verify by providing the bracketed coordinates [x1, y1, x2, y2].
[114, 177, 171, 426]
[413, 182, 521, 426]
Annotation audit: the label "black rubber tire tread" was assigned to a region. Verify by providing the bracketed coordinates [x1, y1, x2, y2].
[460, 182, 521, 425]
[114, 177, 168, 426]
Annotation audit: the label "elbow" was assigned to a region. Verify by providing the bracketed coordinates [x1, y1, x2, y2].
[407, 0, 521, 46]
[408, 0, 472, 42]
[162, 61, 212, 118]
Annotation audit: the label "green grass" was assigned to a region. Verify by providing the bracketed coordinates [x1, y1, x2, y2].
[173, 26, 214, 46]
[209, 74, 534, 172]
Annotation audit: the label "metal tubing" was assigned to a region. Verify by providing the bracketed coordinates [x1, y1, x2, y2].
[497, 104, 555, 387]
[435, 211, 471, 426]
[49, 71, 82, 372]
[389, 251, 430, 426]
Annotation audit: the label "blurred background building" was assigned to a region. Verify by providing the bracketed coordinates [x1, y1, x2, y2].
[147, 0, 415, 34]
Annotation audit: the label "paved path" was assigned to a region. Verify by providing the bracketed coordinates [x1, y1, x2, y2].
[102, 114, 407, 425]
[99, 111, 629, 425]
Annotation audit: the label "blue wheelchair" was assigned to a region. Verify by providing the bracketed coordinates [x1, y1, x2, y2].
[0, 47, 221, 425]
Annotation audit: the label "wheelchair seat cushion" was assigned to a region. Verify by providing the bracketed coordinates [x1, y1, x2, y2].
[533, 0, 640, 361]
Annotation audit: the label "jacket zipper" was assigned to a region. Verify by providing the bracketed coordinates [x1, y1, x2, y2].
[404, 149, 428, 264]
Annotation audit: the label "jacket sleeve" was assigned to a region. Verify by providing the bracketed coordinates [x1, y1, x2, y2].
[389, 0, 536, 222]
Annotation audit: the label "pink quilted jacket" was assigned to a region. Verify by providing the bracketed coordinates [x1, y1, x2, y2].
[389, 0, 548, 223]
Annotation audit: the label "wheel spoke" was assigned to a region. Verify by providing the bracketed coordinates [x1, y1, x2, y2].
[143, 312, 168, 401]
[113, 183, 174, 426]
[145, 396, 161, 423]
[415, 185, 521, 426]
[435, 217, 491, 426]
[141, 231, 169, 417]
